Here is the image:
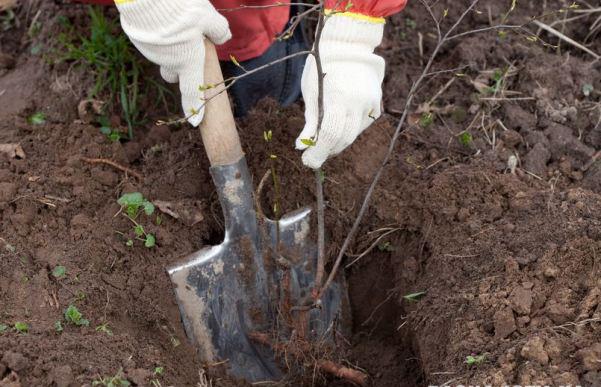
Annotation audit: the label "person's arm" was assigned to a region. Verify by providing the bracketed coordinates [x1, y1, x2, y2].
[296, 0, 407, 169]
[324, 0, 407, 19]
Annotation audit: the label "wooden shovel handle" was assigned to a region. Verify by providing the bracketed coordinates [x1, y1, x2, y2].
[200, 40, 244, 166]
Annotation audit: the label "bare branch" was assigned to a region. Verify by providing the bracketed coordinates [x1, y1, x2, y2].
[316, 0, 482, 301]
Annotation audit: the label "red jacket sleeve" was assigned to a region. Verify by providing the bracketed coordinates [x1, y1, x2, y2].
[74, 0, 114, 4]
[324, 0, 407, 18]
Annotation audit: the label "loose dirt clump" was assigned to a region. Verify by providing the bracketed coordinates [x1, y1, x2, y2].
[2, 0, 601, 386]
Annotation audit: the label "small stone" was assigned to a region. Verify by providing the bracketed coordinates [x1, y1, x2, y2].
[578, 343, 601, 371]
[510, 287, 533, 315]
[545, 338, 562, 361]
[521, 337, 549, 365]
[505, 257, 520, 274]
[127, 368, 151, 386]
[494, 307, 516, 339]
[501, 129, 522, 148]
[456, 207, 470, 222]
[517, 316, 530, 328]
[543, 265, 559, 279]
[1, 352, 28, 372]
[546, 302, 574, 324]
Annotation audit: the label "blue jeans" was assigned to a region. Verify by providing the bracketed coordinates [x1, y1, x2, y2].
[220, 8, 309, 117]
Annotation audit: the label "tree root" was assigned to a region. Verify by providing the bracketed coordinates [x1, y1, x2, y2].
[81, 157, 143, 180]
[248, 332, 368, 386]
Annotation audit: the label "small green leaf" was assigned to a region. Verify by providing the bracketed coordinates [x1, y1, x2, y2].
[118, 192, 144, 207]
[52, 265, 66, 278]
[458, 132, 473, 147]
[54, 320, 63, 333]
[419, 112, 434, 128]
[142, 201, 155, 216]
[28, 112, 46, 125]
[100, 126, 112, 135]
[198, 84, 215, 91]
[30, 44, 42, 55]
[134, 224, 144, 237]
[145, 234, 156, 248]
[108, 132, 121, 142]
[126, 239, 134, 247]
[153, 367, 164, 376]
[14, 322, 28, 333]
[300, 138, 316, 147]
[95, 323, 113, 336]
[403, 291, 427, 302]
[465, 354, 486, 365]
[229, 54, 243, 69]
[583, 83, 594, 97]
[0, 324, 8, 333]
[155, 215, 162, 226]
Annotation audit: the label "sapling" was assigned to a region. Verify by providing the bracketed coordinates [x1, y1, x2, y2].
[117, 192, 156, 248]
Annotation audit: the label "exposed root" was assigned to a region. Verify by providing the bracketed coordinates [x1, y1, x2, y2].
[81, 157, 143, 180]
[249, 332, 368, 386]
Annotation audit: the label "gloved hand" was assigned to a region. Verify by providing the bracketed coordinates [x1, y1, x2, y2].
[296, 14, 385, 169]
[116, 0, 231, 126]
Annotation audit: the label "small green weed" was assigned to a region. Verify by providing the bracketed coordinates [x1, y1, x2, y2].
[74, 291, 86, 303]
[419, 112, 434, 128]
[153, 367, 164, 376]
[583, 83, 594, 97]
[14, 321, 28, 334]
[28, 112, 46, 125]
[55, 320, 64, 333]
[465, 354, 486, 366]
[64, 305, 90, 327]
[98, 116, 123, 142]
[1, 10, 16, 32]
[57, 8, 171, 139]
[95, 322, 113, 336]
[403, 291, 427, 302]
[117, 192, 156, 248]
[458, 131, 473, 147]
[52, 265, 67, 278]
[484, 68, 508, 95]
[92, 368, 131, 387]
[0, 324, 8, 333]
[377, 241, 395, 252]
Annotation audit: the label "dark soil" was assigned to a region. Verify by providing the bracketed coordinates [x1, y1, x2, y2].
[2, 0, 601, 386]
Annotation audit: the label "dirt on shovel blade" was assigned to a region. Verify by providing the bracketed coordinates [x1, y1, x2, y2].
[2, 0, 601, 386]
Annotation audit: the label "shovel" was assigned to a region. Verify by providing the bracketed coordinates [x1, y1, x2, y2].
[167, 40, 345, 383]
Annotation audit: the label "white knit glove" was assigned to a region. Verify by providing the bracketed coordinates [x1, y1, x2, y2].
[116, 0, 231, 126]
[296, 14, 385, 169]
